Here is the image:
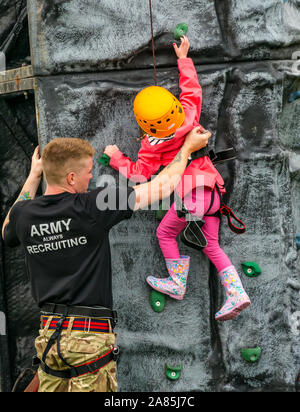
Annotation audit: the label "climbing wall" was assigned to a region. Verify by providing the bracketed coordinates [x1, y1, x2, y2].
[1, 0, 299, 391]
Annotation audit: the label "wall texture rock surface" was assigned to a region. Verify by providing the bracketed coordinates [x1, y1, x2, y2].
[0, 0, 299, 391]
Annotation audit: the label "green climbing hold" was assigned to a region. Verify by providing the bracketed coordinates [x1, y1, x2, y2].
[165, 363, 181, 381]
[241, 262, 262, 277]
[174, 23, 188, 40]
[241, 347, 262, 363]
[98, 153, 111, 167]
[150, 290, 166, 313]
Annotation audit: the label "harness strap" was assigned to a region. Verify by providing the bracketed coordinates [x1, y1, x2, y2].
[190, 147, 236, 164]
[205, 184, 246, 234]
[204, 184, 222, 217]
[180, 219, 207, 251]
[218, 205, 246, 234]
[39, 347, 118, 379]
[41, 306, 68, 367]
[56, 329, 74, 370]
[205, 186, 216, 216]
[190, 146, 210, 161]
[209, 148, 236, 165]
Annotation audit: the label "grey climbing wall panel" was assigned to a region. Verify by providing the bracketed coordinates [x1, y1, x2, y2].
[0, 0, 299, 391]
[27, 0, 300, 75]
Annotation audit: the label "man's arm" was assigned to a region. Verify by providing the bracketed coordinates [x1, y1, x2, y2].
[104, 143, 161, 183]
[1, 146, 42, 239]
[133, 127, 211, 211]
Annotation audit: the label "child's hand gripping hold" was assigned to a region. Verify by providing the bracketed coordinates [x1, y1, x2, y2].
[173, 35, 190, 59]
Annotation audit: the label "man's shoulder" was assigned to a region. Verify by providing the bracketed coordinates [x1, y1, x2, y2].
[10, 199, 31, 215]
[9, 196, 46, 221]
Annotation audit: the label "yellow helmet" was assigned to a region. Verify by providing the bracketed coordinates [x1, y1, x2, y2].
[133, 86, 185, 139]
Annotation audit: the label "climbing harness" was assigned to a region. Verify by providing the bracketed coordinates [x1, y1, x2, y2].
[180, 183, 246, 251]
[33, 304, 119, 379]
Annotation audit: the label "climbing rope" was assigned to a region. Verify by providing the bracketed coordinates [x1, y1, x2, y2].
[148, 0, 157, 86]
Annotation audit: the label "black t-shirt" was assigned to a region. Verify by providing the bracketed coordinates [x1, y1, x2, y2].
[3, 186, 135, 309]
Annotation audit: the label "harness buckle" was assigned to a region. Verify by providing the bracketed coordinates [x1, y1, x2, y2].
[112, 346, 120, 361]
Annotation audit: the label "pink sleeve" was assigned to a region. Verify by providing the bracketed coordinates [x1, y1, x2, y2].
[178, 58, 202, 123]
[109, 148, 161, 183]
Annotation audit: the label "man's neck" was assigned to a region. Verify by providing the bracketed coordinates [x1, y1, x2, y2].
[44, 184, 76, 195]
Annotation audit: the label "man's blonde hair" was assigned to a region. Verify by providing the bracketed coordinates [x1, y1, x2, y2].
[42, 138, 95, 185]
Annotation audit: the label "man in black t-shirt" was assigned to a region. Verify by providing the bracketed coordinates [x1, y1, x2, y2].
[2, 128, 210, 392]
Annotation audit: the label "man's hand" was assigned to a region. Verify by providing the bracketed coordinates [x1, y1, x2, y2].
[104, 145, 120, 157]
[30, 146, 43, 179]
[133, 126, 212, 211]
[183, 126, 212, 155]
[173, 35, 190, 59]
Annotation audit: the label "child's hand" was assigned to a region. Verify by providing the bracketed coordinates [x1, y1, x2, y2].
[173, 35, 190, 59]
[104, 145, 120, 157]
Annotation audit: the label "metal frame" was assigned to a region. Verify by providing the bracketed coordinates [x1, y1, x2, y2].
[0, 65, 35, 95]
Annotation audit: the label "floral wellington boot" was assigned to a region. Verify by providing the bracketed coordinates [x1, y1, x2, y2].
[146, 256, 190, 300]
[215, 265, 251, 321]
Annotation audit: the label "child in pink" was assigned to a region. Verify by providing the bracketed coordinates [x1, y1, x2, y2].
[105, 37, 251, 321]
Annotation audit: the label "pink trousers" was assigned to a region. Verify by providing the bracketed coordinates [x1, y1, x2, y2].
[157, 186, 232, 273]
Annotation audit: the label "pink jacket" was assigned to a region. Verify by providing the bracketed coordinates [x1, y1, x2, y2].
[110, 57, 225, 197]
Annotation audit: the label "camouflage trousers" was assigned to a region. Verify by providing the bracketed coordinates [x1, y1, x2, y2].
[35, 315, 118, 392]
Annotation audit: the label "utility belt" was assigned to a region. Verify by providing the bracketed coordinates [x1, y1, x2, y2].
[179, 184, 246, 251]
[33, 303, 119, 380]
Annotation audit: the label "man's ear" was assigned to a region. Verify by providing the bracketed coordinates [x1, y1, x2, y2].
[66, 172, 75, 186]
